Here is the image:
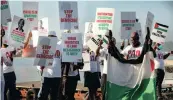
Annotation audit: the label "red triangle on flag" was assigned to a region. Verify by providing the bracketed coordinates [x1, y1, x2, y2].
[150, 59, 155, 72]
[154, 23, 158, 29]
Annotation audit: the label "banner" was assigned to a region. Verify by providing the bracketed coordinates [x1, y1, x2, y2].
[145, 11, 154, 33]
[95, 8, 115, 35]
[9, 15, 31, 48]
[62, 33, 82, 62]
[1, 0, 11, 25]
[23, 2, 38, 30]
[86, 35, 108, 53]
[151, 22, 169, 43]
[59, 1, 78, 30]
[34, 36, 57, 66]
[121, 12, 136, 39]
[1, 24, 9, 45]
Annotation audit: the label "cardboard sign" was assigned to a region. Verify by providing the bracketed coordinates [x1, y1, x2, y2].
[95, 8, 115, 35]
[1, 0, 11, 25]
[59, 1, 78, 30]
[151, 23, 169, 43]
[38, 17, 49, 35]
[121, 12, 136, 39]
[135, 22, 143, 43]
[1, 24, 9, 45]
[62, 33, 82, 62]
[86, 35, 108, 53]
[145, 11, 154, 33]
[23, 2, 38, 30]
[34, 36, 58, 66]
[9, 15, 31, 48]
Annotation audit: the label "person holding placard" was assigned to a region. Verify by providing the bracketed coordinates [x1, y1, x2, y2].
[153, 43, 171, 99]
[95, 30, 115, 100]
[83, 49, 101, 100]
[61, 60, 84, 100]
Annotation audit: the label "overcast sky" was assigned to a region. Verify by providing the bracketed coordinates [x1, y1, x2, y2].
[9, 1, 173, 42]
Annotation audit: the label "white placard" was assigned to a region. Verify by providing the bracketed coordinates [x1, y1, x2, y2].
[121, 12, 136, 39]
[62, 33, 82, 62]
[145, 11, 154, 33]
[34, 36, 58, 66]
[151, 22, 169, 43]
[95, 8, 115, 35]
[23, 2, 38, 30]
[9, 15, 31, 48]
[59, 1, 78, 30]
[1, 0, 11, 25]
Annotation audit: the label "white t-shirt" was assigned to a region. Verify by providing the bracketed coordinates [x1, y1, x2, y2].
[1, 47, 15, 74]
[121, 45, 143, 60]
[100, 48, 108, 74]
[89, 51, 101, 73]
[154, 50, 166, 70]
[41, 41, 62, 78]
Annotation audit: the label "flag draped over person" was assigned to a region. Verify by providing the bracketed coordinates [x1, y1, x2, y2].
[105, 28, 157, 100]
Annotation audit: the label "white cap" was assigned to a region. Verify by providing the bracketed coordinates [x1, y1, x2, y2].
[48, 31, 56, 36]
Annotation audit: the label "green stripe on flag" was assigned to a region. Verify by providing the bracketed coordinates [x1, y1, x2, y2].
[103, 37, 108, 44]
[156, 28, 168, 32]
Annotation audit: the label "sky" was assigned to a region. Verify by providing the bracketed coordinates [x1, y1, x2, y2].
[8, 1, 173, 42]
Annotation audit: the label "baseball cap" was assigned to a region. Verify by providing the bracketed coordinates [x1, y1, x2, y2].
[48, 31, 56, 36]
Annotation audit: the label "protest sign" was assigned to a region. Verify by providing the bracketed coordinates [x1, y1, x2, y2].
[34, 36, 57, 66]
[145, 11, 154, 33]
[121, 12, 136, 39]
[62, 33, 82, 62]
[86, 35, 108, 53]
[23, 2, 38, 30]
[38, 17, 49, 35]
[151, 22, 169, 43]
[95, 8, 115, 35]
[9, 15, 31, 48]
[1, 0, 11, 25]
[135, 22, 143, 43]
[59, 1, 78, 30]
[1, 24, 9, 45]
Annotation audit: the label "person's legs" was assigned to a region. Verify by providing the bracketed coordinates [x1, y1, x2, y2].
[4, 72, 17, 100]
[1, 80, 5, 100]
[101, 74, 107, 100]
[50, 78, 61, 100]
[38, 77, 51, 100]
[156, 69, 165, 98]
[65, 77, 78, 100]
[88, 87, 97, 100]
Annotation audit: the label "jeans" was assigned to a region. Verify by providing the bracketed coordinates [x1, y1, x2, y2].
[155, 69, 165, 97]
[4, 71, 17, 100]
[38, 77, 61, 100]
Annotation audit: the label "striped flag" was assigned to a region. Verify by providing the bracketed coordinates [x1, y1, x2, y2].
[106, 52, 156, 100]
[154, 23, 168, 33]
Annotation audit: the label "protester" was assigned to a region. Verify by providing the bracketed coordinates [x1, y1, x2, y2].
[1, 54, 5, 100]
[61, 60, 84, 100]
[95, 30, 115, 100]
[153, 43, 171, 99]
[84, 50, 101, 100]
[1, 42, 17, 100]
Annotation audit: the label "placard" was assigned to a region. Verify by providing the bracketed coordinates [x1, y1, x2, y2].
[23, 2, 38, 30]
[145, 11, 154, 33]
[95, 8, 115, 35]
[9, 15, 31, 48]
[1, 24, 9, 45]
[59, 1, 78, 30]
[1, 0, 11, 25]
[34, 36, 57, 66]
[151, 22, 169, 43]
[121, 12, 136, 39]
[62, 33, 82, 62]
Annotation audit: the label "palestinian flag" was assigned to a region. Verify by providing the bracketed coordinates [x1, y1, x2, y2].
[154, 23, 169, 33]
[106, 52, 156, 100]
